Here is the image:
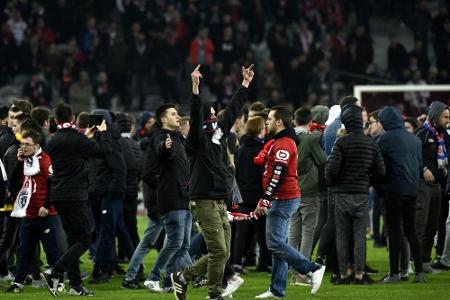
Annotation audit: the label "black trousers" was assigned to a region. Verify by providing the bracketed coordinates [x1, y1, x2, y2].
[385, 192, 423, 274]
[52, 201, 93, 288]
[0, 211, 19, 274]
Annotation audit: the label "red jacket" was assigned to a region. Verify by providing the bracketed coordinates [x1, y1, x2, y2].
[24, 151, 57, 219]
[263, 128, 301, 200]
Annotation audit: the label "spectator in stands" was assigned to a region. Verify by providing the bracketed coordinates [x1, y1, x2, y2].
[22, 70, 52, 107]
[69, 70, 93, 114]
[93, 71, 112, 109]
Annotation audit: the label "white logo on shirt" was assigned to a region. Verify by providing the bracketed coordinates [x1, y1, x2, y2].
[275, 150, 290, 161]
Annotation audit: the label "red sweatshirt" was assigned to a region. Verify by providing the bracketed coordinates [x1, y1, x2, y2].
[24, 151, 57, 219]
[262, 129, 301, 200]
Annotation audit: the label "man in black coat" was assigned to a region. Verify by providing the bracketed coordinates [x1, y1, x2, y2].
[42, 103, 111, 296]
[89, 109, 133, 284]
[378, 106, 425, 283]
[325, 102, 385, 284]
[171, 64, 254, 300]
[145, 104, 192, 292]
[232, 116, 271, 272]
[415, 101, 449, 272]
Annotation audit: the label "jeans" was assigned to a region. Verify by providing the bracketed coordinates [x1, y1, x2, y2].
[415, 181, 441, 262]
[149, 210, 192, 287]
[183, 200, 231, 299]
[335, 194, 368, 276]
[124, 217, 164, 281]
[440, 201, 450, 267]
[266, 199, 317, 297]
[15, 216, 60, 283]
[385, 192, 423, 274]
[52, 201, 93, 288]
[95, 195, 134, 274]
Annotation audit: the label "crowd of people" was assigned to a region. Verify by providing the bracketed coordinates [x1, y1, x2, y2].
[1, 62, 450, 299]
[0, 1, 449, 112]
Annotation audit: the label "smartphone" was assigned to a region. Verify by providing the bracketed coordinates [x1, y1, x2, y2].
[88, 115, 104, 127]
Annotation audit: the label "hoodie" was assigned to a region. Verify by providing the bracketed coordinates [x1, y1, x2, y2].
[92, 110, 127, 198]
[416, 101, 449, 184]
[378, 106, 422, 196]
[325, 104, 385, 194]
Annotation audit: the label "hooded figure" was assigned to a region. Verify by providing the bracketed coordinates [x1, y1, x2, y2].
[378, 106, 426, 282]
[325, 103, 385, 194]
[325, 104, 385, 282]
[416, 100, 449, 183]
[378, 106, 422, 196]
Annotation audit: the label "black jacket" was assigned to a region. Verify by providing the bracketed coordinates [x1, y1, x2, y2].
[186, 85, 248, 200]
[378, 107, 422, 197]
[141, 129, 161, 219]
[417, 101, 449, 185]
[0, 125, 16, 158]
[0, 126, 17, 206]
[153, 129, 189, 214]
[234, 133, 264, 208]
[120, 137, 142, 202]
[94, 123, 127, 198]
[46, 128, 111, 202]
[325, 104, 385, 194]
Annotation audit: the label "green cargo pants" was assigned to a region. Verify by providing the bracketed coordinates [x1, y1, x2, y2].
[183, 199, 231, 298]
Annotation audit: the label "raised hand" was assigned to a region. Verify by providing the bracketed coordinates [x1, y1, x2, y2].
[241, 64, 255, 88]
[165, 134, 173, 149]
[191, 64, 202, 95]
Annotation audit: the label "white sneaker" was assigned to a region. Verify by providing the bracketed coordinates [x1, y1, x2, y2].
[222, 274, 244, 298]
[32, 279, 45, 288]
[310, 265, 326, 295]
[0, 271, 15, 282]
[255, 289, 280, 299]
[144, 280, 163, 293]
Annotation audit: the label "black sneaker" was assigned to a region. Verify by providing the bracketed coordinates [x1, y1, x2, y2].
[430, 260, 450, 271]
[333, 277, 351, 285]
[5, 282, 24, 293]
[68, 286, 95, 296]
[122, 278, 141, 289]
[315, 256, 324, 265]
[88, 272, 110, 284]
[365, 265, 379, 274]
[171, 272, 187, 300]
[353, 274, 375, 285]
[40, 272, 59, 297]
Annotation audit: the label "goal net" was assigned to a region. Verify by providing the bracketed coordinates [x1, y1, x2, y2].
[353, 85, 450, 116]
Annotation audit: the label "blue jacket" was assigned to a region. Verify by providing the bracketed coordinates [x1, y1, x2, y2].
[323, 118, 342, 157]
[378, 107, 422, 197]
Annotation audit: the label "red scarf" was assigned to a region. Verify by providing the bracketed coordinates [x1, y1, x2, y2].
[57, 122, 78, 130]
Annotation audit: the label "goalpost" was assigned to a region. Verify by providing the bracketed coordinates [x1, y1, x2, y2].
[353, 85, 450, 112]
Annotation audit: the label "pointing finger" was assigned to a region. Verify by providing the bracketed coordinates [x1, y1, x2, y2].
[194, 64, 201, 72]
[248, 64, 255, 71]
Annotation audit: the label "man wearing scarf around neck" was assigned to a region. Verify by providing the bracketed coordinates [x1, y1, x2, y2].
[171, 64, 254, 300]
[6, 130, 59, 294]
[415, 101, 449, 273]
[42, 103, 111, 297]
